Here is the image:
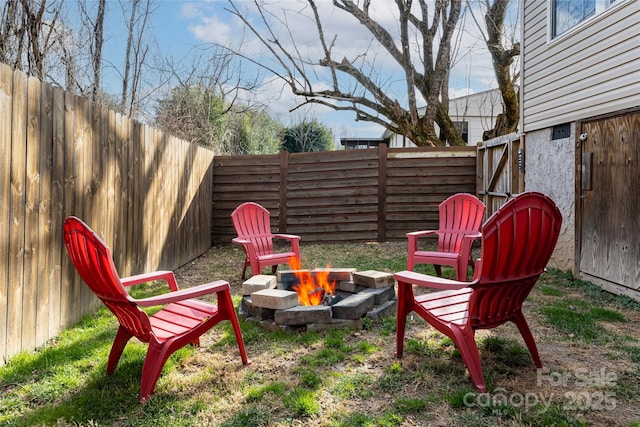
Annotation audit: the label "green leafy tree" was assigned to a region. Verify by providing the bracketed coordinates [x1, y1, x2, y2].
[155, 84, 284, 155]
[281, 119, 334, 153]
[242, 110, 284, 155]
[154, 85, 227, 151]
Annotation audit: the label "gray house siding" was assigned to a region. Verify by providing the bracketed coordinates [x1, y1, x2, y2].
[522, 0, 640, 131]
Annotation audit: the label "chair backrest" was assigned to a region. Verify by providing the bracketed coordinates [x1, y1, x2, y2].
[231, 202, 275, 256]
[63, 216, 153, 342]
[437, 193, 486, 252]
[470, 192, 562, 327]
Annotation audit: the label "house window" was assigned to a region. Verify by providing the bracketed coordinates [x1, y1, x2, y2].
[551, 0, 620, 38]
[453, 121, 469, 144]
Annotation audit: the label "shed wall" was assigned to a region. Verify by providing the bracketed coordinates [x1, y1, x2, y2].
[524, 128, 575, 271]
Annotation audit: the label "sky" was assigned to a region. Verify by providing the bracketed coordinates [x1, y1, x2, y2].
[99, 0, 519, 143]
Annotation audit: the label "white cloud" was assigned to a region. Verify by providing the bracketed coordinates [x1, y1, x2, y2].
[186, 12, 234, 45]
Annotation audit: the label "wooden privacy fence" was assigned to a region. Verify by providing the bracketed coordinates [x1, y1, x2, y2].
[0, 63, 214, 365]
[212, 145, 477, 244]
[1, 62, 481, 365]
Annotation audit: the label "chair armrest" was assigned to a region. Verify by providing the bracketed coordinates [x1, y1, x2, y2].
[133, 280, 230, 307]
[394, 270, 476, 290]
[407, 230, 438, 255]
[232, 237, 251, 245]
[273, 234, 301, 256]
[462, 232, 482, 240]
[459, 232, 482, 259]
[272, 233, 300, 241]
[406, 230, 438, 239]
[232, 237, 259, 261]
[121, 270, 179, 292]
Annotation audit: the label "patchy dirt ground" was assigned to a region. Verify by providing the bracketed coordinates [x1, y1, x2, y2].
[172, 242, 640, 426]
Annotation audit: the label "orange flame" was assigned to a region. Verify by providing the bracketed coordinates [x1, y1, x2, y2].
[290, 256, 336, 306]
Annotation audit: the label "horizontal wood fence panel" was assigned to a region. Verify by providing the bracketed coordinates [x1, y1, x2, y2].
[288, 212, 379, 225]
[211, 151, 281, 243]
[0, 64, 214, 365]
[287, 150, 379, 243]
[288, 170, 378, 183]
[286, 195, 378, 207]
[288, 205, 379, 216]
[289, 187, 380, 198]
[385, 147, 476, 240]
[214, 174, 281, 184]
[213, 187, 281, 200]
[212, 146, 477, 245]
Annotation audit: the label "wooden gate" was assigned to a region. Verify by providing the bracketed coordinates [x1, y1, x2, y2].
[577, 109, 640, 298]
[476, 133, 525, 218]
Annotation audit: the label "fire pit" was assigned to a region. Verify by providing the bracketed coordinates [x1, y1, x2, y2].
[238, 268, 397, 331]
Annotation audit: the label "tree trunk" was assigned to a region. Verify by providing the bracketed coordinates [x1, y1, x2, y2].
[92, 0, 106, 102]
[483, 0, 519, 140]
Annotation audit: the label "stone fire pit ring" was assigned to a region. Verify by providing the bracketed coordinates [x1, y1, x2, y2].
[238, 269, 397, 332]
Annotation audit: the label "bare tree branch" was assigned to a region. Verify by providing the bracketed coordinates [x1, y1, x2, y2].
[224, 0, 466, 146]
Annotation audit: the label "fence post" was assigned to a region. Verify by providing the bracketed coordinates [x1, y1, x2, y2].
[377, 143, 388, 242]
[279, 149, 288, 232]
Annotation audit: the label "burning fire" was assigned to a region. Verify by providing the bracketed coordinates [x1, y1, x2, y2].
[289, 256, 336, 306]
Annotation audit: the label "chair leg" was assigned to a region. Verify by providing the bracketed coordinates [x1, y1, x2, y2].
[249, 258, 261, 279]
[217, 289, 251, 365]
[107, 326, 133, 374]
[434, 265, 442, 277]
[512, 313, 544, 369]
[448, 326, 486, 392]
[396, 311, 407, 358]
[139, 341, 173, 404]
[395, 281, 414, 358]
[241, 262, 249, 281]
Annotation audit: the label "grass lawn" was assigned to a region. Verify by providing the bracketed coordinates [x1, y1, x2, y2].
[1, 242, 639, 426]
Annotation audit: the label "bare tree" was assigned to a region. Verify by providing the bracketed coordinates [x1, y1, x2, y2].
[0, 0, 62, 80]
[118, 0, 154, 117]
[89, 0, 105, 102]
[68, 0, 105, 102]
[468, 0, 520, 140]
[0, 1, 20, 67]
[225, 0, 465, 147]
[0, 0, 110, 101]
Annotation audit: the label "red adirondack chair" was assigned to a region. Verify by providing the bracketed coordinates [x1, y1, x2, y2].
[395, 192, 562, 392]
[407, 193, 485, 281]
[231, 202, 301, 280]
[63, 216, 251, 403]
